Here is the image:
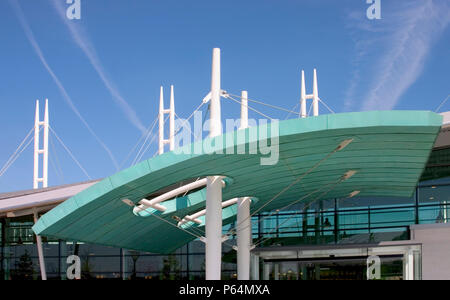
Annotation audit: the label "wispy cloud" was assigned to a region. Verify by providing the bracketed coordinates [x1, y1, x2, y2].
[345, 0, 450, 111]
[9, 0, 119, 170]
[51, 0, 147, 134]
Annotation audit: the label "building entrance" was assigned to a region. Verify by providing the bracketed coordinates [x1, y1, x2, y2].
[254, 244, 421, 280]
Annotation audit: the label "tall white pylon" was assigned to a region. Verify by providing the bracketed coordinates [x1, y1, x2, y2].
[158, 85, 175, 155]
[237, 90, 252, 280]
[205, 48, 224, 280]
[169, 85, 175, 151]
[33, 99, 49, 189]
[300, 69, 319, 118]
[32, 99, 49, 281]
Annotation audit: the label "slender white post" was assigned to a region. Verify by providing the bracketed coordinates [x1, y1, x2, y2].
[405, 250, 414, 280]
[205, 48, 223, 280]
[33, 211, 47, 280]
[238, 90, 252, 279]
[300, 71, 307, 118]
[300, 69, 320, 118]
[158, 85, 175, 154]
[158, 86, 164, 155]
[33, 100, 40, 189]
[209, 48, 221, 138]
[237, 197, 252, 280]
[263, 262, 271, 280]
[43, 99, 49, 188]
[250, 254, 259, 280]
[274, 263, 279, 280]
[32, 101, 48, 279]
[313, 69, 319, 117]
[169, 85, 175, 151]
[205, 175, 223, 280]
[240, 91, 248, 129]
[33, 99, 49, 189]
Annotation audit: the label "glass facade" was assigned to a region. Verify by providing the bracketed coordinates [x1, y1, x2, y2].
[1, 177, 449, 280]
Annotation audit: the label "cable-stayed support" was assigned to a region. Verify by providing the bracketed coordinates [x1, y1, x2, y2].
[49, 126, 91, 180]
[120, 115, 159, 169]
[33, 99, 49, 189]
[224, 94, 274, 120]
[300, 69, 319, 118]
[49, 133, 64, 183]
[0, 128, 34, 176]
[319, 98, 336, 114]
[435, 94, 450, 112]
[174, 112, 199, 140]
[284, 103, 299, 120]
[131, 116, 159, 166]
[133, 113, 172, 165]
[0, 127, 34, 178]
[145, 99, 207, 162]
[226, 92, 299, 115]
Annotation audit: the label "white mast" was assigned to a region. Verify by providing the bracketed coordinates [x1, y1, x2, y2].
[313, 69, 319, 117]
[43, 99, 49, 187]
[205, 48, 224, 280]
[33, 99, 49, 189]
[239, 91, 248, 129]
[300, 71, 307, 118]
[158, 86, 175, 155]
[33, 100, 40, 189]
[169, 85, 175, 151]
[32, 99, 49, 280]
[300, 69, 319, 118]
[237, 90, 252, 280]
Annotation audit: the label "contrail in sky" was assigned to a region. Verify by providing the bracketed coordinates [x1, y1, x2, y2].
[9, 0, 119, 171]
[345, 0, 450, 111]
[51, 0, 147, 134]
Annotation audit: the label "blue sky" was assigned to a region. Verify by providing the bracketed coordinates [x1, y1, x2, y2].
[0, 0, 449, 192]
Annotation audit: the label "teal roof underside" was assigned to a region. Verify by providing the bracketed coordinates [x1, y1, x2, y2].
[33, 111, 443, 253]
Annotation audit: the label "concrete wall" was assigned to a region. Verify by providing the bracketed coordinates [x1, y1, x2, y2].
[411, 223, 450, 280]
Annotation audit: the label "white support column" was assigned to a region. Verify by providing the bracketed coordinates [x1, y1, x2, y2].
[237, 197, 251, 280]
[33, 100, 40, 189]
[59, 240, 67, 280]
[274, 263, 279, 280]
[405, 250, 414, 280]
[122, 249, 127, 280]
[300, 71, 307, 118]
[33, 211, 47, 280]
[158, 86, 164, 155]
[237, 88, 252, 280]
[205, 175, 223, 280]
[312, 69, 319, 117]
[169, 85, 175, 151]
[205, 48, 223, 280]
[43, 99, 49, 188]
[263, 262, 271, 280]
[250, 254, 259, 280]
[240, 91, 248, 130]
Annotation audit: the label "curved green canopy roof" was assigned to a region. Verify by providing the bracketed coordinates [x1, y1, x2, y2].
[33, 111, 443, 253]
